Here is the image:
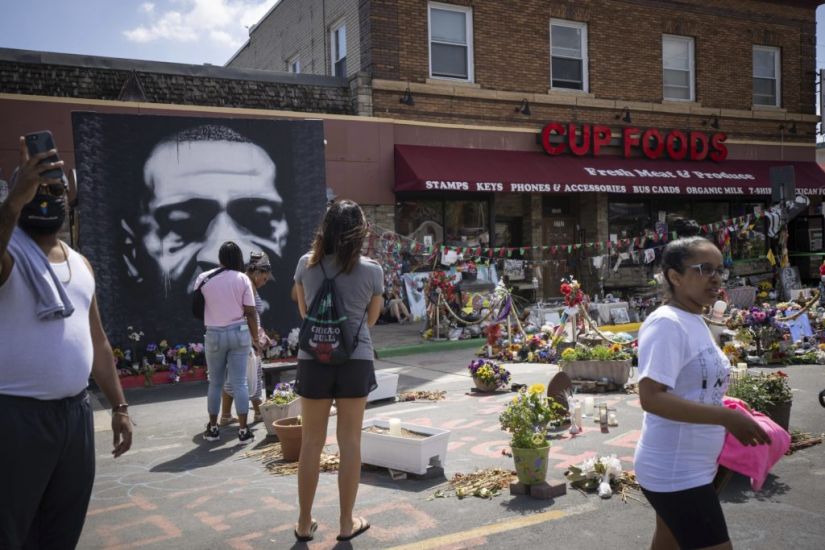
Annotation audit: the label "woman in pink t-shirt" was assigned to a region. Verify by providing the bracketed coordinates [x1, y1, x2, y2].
[196, 241, 260, 444]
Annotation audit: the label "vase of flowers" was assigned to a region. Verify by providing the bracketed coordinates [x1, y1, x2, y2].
[726, 371, 793, 430]
[261, 382, 301, 436]
[499, 384, 566, 485]
[467, 359, 510, 392]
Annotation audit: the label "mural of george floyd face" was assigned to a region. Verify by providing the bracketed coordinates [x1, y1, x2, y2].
[73, 113, 327, 346]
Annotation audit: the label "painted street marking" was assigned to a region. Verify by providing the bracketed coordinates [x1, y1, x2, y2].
[96, 514, 181, 549]
[97, 443, 182, 459]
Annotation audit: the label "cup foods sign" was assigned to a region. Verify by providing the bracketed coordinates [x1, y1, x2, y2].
[540, 122, 728, 161]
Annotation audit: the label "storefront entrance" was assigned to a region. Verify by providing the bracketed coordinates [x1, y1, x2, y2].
[542, 217, 576, 298]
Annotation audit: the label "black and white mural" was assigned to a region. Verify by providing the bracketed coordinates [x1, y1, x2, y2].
[72, 113, 327, 345]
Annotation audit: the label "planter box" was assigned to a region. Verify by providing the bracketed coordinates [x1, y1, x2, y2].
[260, 398, 302, 436]
[361, 419, 450, 475]
[368, 371, 399, 403]
[559, 359, 632, 385]
[119, 368, 207, 389]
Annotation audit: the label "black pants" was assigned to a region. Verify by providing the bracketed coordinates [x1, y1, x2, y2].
[0, 391, 95, 550]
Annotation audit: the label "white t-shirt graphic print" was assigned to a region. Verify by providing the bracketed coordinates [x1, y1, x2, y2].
[633, 305, 731, 492]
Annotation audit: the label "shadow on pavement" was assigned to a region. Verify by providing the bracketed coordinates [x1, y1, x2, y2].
[358, 469, 447, 493]
[719, 472, 790, 503]
[149, 432, 251, 472]
[498, 496, 560, 514]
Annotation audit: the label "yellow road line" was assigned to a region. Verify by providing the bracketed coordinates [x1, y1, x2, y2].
[385, 502, 596, 550]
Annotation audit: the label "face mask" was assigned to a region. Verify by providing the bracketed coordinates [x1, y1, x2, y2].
[18, 193, 67, 235]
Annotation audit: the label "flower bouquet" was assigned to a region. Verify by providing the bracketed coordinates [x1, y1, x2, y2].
[467, 359, 510, 391]
[260, 382, 301, 436]
[566, 454, 636, 499]
[499, 384, 566, 484]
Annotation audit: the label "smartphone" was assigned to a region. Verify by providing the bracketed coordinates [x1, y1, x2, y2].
[25, 131, 64, 180]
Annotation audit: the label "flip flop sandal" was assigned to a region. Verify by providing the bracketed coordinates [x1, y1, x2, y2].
[336, 518, 370, 542]
[294, 520, 318, 542]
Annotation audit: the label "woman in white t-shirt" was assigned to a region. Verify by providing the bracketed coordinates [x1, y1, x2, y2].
[635, 236, 770, 550]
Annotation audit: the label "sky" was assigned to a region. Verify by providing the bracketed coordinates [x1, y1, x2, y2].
[0, 0, 279, 66]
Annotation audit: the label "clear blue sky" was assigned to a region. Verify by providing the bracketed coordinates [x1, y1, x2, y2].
[0, 0, 278, 66]
[0, 1, 823, 77]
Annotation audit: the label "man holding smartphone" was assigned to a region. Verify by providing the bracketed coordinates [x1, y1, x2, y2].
[0, 136, 132, 548]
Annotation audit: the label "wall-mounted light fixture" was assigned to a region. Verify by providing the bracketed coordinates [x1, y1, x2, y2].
[615, 107, 631, 123]
[779, 122, 798, 135]
[515, 99, 531, 116]
[399, 86, 415, 106]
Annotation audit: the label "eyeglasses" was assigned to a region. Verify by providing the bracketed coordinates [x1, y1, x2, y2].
[685, 263, 728, 280]
[38, 182, 67, 197]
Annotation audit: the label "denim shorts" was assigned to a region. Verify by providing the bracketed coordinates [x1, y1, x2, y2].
[295, 359, 377, 399]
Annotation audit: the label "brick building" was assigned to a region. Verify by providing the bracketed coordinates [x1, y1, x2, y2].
[228, 0, 825, 298]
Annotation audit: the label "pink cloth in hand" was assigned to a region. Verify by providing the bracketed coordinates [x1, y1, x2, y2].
[717, 397, 791, 491]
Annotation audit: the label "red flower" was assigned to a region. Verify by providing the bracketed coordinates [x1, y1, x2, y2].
[560, 283, 572, 296]
[775, 371, 788, 378]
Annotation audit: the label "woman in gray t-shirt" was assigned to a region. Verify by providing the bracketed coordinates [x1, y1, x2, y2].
[292, 200, 383, 543]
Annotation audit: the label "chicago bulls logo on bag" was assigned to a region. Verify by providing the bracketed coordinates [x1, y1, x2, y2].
[299, 263, 366, 365]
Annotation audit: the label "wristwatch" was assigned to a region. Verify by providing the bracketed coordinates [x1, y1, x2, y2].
[113, 403, 129, 412]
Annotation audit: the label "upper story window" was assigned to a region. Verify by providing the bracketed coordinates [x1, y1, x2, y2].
[753, 46, 781, 107]
[428, 3, 473, 82]
[550, 19, 588, 91]
[289, 55, 301, 74]
[331, 22, 346, 77]
[662, 35, 694, 101]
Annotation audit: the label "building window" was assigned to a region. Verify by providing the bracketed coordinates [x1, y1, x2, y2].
[753, 46, 780, 107]
[428, 3, 473, 81]
[288, 55, 301, 74]
[550, 19, 588, 91]
[662, 35, 694, 101]
[608, 201, 650, 240]
[330, 22, 346, 77]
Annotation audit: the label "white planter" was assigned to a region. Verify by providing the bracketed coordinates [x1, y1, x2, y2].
[361, 419, 450, 475]
[368, 371, 399, 402]
[260, 397, 301, 436]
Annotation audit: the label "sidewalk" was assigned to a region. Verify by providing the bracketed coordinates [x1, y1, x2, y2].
[81, 354, 825, 549]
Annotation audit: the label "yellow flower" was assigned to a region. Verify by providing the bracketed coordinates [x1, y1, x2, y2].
[610, 343, 622, 354]
[528, 383, 545, 395]
[819, 344, 825, 351]
[722, 344, 736, 355]
[561, 348, 577, 360]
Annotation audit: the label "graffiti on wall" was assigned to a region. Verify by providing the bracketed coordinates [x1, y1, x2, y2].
[73, 113, 327, 345]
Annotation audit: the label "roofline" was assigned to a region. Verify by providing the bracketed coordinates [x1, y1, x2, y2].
[0, 46, 346, 87]
[225, 0, 286, 66]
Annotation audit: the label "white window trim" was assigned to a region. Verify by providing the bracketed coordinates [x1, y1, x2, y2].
[427, 2, 474, 83]
[330, 20, 346, 77]
[549, 19, 589, 93]
[288, 54, 301, 74]
[753, 45, 781, 108]
[662, 34, 695, 102]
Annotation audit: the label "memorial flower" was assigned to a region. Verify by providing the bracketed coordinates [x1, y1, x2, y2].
[467, 359, 511, 389]
[499, 385, 566, 449]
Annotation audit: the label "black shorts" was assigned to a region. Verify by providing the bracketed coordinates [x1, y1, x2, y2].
[641, 483, 730, 550]
[295, 359, 377, 399]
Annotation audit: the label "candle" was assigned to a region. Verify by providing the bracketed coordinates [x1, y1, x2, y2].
[737, 362, 747, 371]
[573, 402, 583, 430]
[388, 418, 402, 436]
[584, 396, 595, 416]
[608, 412, 618, 427]
[177, 357, 182, 370]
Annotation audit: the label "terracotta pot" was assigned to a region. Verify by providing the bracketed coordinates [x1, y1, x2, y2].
[472, 376, 498, 392]
[511, 445, 550, 485]
[273, 416, 302, 461]
[763, 401, 791, 432]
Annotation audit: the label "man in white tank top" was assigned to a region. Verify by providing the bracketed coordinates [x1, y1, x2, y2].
[0, 137, 133, 549]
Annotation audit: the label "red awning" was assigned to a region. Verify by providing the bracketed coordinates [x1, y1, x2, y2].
[394, 145, 825, 197]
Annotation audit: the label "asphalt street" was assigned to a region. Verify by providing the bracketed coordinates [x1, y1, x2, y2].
[79, 349, 825, 549]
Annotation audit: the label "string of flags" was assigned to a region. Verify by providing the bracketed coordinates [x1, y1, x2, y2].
[364, 210, 767, 261]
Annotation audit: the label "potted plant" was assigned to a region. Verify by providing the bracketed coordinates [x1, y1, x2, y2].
[726, 371, 793, 431]
[499, 384, 566, 485]
[360, 419, 451, 475]
[558, 343, 634, 385]
[273, 415, 302, 461]
[467, 359, 510, 392]
[261, 382, 301, 436]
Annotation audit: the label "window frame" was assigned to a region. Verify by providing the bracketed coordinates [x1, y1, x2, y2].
[330, 20, 347, 77]
[752, 45, 781, 107]
[427, 2, 474, 83]
[662, 34, 695, 102]
[288, 54, 301, 74]
[549, 19, 589, 92]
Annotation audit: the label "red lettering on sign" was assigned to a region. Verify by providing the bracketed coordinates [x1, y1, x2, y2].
[709, 132, 728, 161]
[541, 122, 567, 155]
[641, 128, 664, 159]
[592, 125, 611, 155]
[569, 123, 591, 156]
[665, 130, 688, 161]
[623, 127, 640, 158]
[689, 131, 709, 161]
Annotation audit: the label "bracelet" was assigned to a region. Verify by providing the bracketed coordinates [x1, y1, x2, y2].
[113, 403, 129, 412]
[114, 411, 129, 417]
